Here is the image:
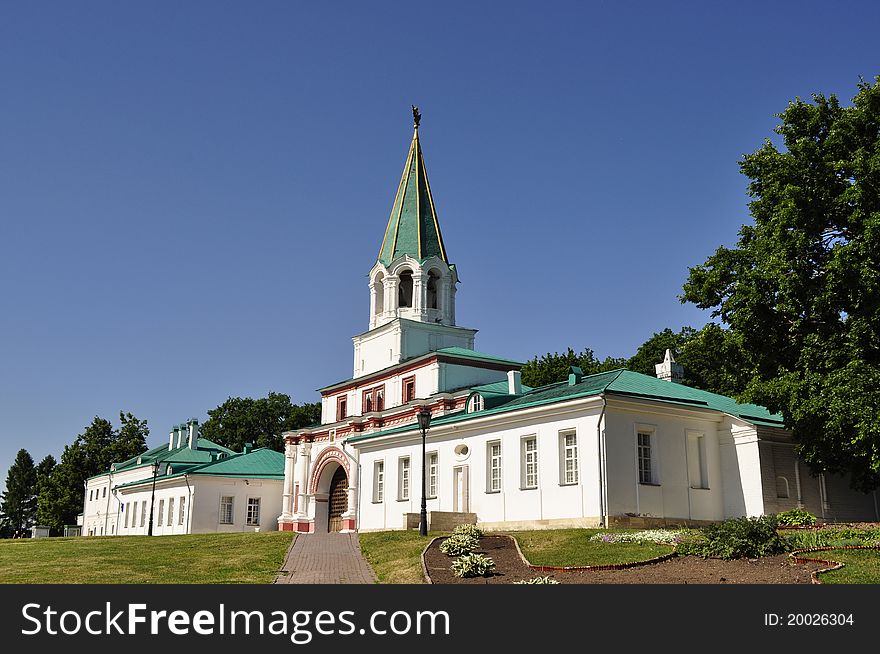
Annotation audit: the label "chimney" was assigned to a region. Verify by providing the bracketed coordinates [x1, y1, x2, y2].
[168, 428, 175, 451]
[188, 419, 199, 449]
[568, 366, 583, 386]
[243, 442, 253, 455]
[655, 349, 684, 383]
[175, 424, 185, 448]
[507, 370, 522, 395]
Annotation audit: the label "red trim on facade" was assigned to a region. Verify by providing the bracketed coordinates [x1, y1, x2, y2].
[308, 446, 352, 495]
[278, 521, 295, 532]
[342, 517, 356, 531]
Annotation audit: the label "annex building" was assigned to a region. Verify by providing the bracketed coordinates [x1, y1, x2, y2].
[83, 111, 879, 537]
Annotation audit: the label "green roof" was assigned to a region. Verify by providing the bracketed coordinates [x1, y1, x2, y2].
[347, 369, 785, 444]
[113, 448, 284, 490]
[91, 438, 236, 480]
[377, 122, 448, 266]
[470, 380, 534, 395]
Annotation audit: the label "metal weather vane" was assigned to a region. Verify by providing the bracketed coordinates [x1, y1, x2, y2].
[412, 104, 421, 128]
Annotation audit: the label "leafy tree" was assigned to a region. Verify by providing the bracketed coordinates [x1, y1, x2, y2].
[0, 449, 37, 535]
[520, 348, 626, 387]
[678, 323, 751, 398]
[626, 327, 696, 377]
[200, 392, 321, 452]
[682, 77, 880, 491]
[36, 414, 148, 532]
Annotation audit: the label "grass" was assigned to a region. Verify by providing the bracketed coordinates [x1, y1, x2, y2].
[358, 530, 448, 584]
[0, 532, 294, 584]
[812, 549, 880, 584]
[511, 528, 674, 567]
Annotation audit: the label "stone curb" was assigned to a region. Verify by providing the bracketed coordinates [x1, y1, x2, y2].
[787, 545, 880, 585]
[508, 534, 678, 572]
[421, 536, 443, 584]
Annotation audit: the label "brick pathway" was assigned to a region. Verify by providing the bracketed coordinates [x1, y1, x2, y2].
[274, 532, 378, 584]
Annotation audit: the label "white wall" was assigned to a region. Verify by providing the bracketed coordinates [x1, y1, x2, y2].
[354, 403, 604, 531]
[187, 477, 283, 534]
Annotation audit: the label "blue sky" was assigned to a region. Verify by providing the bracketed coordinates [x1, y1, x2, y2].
[1, 1, 878, 490]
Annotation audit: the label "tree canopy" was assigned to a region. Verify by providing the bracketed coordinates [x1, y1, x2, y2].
[36, 413, 148, 533]
[199, 392, 321, 452]
[682, 77, 880, 491]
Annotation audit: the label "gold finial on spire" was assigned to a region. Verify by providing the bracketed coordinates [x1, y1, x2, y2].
[412, 104, 421, 129]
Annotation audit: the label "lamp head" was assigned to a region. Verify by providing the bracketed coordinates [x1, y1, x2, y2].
[417, 406, 432, 431]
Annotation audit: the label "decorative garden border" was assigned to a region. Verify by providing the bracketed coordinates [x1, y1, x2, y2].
[421, 536, 443, 584]
[787, 545, 880, 584]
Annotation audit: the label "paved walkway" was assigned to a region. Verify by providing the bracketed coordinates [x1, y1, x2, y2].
[274, 532, 378, 584]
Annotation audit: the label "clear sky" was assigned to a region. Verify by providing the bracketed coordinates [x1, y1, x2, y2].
[1, 1, 878, 490]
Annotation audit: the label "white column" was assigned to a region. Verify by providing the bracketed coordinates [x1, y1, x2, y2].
[296, 442, 312, 518]
[368, 283, 377, 329]
[413, 270, 426, 316]
[384, 275, 399, 318]
[282, 441, 297, 518]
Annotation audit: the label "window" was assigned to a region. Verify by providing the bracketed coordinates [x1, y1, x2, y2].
[521, 437, 538, 489]
[363, 389, 373, 413]
[375, 388, 384, 411]
[687, 431, 709, 489]
[398, 457, 410, 500]
[130, 502, 137, 528]
[638, 431, 654, 484]
[140, 501, 147, 527]
[123, 503, 129, 529]
[487, 441, 502, 492]
[220, 496, 234, 524]
[776, 476, 790, 499]
[402, 377, 416, 403]
[157, 499, 164, 527]
[103, 486, 107, 498]
[337, 396, 347, 421]
[428, 452, 438, 498]
[398, 270, 413, 307]
[427, 270, 440, 309]
[246, 498, 261, 526]
[560, 431, 578, 485]
[373, 461, 385, 503]
[179, 496, 186, 525]
[168, 498, 175, 527]
[89, 489, 93, 502]
[469, 394, 483, 413]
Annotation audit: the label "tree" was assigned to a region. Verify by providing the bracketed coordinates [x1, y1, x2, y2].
[36, 414, 149, 532]
[199, 392, 321, 452]
[520, 348, 627, 387]
[626, 327, 696, 377]
[682, 77, 880, 491]
[0, 449, 37, 535]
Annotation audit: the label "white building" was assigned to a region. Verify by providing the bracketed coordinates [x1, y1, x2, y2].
[276, 111, 879, 534]
[83, 420, 283, 536]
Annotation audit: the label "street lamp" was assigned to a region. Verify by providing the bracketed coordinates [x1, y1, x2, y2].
[148, 461, 160, 536]
[417, 406, 432, 536]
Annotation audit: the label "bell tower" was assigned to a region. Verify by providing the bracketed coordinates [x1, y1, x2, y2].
[353, 107, 477, 378]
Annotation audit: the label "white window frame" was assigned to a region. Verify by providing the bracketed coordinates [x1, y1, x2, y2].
[373, 460, 385, 503]
[398, 456, 410, 501]
[219, 496, 234, 524]
[167, 497, 175, 527]
[123, 503, 128, 529]
[179, 496, 186, 526]
[486, 440, 502, 493]
[687, 430, 709, 490]
[559, 430, 579, 485]
[157, 499, 164, 527]
[468, 394, 483, 413]
[520, 436, 538, 490]
[636, 425, 658, 485]
[427, 452, 438, 499]
[246, 497, 261, 526]
[140, 500, 147, 527]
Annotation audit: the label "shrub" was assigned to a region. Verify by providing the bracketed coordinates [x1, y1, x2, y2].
[680, 516, 787, 560]
[784, 525, 880, 550]
[514, 575, 559, 584]
[776, 508, 818, 527]
[439, 534, 479, 557]
[451, 553, 495, 578]
[452, 524, 484, 540]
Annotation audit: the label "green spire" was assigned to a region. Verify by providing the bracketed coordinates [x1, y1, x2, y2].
[378, 108, 448, 266]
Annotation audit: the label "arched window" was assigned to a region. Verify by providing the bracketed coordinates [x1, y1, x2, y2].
[468, 394, 483, 413]
[373, 272, 385, 315]
[776, 476, 790, 499]
[427, 270, 440, 309]
[398, 270, 413, 308]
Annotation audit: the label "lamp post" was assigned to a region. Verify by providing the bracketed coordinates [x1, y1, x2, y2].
[416, 406, 432, 536]
[147, 461, 160, 536]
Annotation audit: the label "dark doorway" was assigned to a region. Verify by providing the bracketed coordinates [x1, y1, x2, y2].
[328, 467, 348, 532]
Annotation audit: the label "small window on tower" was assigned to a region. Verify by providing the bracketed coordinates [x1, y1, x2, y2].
[337, 396, 348, 421]
[398, 270, 414, 308]
[427, 270, 440, 309]
[363, 389, 373, 413]
[402, 377, 416, 403]
[375, 388, 384, 411]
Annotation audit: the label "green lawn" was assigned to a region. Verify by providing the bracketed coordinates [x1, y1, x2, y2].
[813, 549, 880, 584]
[0, 532, 294, 584]
[359, 530, 447, 584]
[511, 528, 674, 567]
